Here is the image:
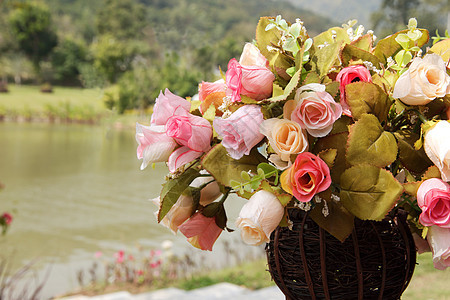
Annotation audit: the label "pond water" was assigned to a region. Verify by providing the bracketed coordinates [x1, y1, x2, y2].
[0, 123, 250, 299]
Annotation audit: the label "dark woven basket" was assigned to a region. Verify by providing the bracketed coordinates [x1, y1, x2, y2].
[266, 208, 416, 300]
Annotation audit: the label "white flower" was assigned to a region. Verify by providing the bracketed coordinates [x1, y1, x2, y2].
[424, 121, 450, 181]
[235, 190, 284, 246]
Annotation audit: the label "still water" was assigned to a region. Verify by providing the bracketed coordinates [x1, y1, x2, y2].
[0, 123, 248, 298]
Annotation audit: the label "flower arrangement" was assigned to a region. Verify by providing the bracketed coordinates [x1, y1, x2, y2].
[136, 16, 450, 270]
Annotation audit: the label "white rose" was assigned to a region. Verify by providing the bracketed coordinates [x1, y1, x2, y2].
[236, 190, 284, 246]
[239, 43, 268, 68]
[427, 225, 450, 270]
[190, 175, 222, 206]
[393, 54, 450, 106]
[424, 121, 450, 181]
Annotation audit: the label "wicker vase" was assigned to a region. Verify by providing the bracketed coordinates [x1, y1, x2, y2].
[266, 208, 416, 300]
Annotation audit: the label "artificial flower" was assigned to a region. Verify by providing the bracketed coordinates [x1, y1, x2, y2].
[336, 65, 372, 116]
[150, 88, 191, 126]
[178, 213, 222, 251]
[152, 195, 194, 234]
[417, 178, 450, 228]
[198, 79, 227, 115]
[135, 123, 177, 170]
[427, 225, 450, 270]
[284, 88, 342, 137]
[190, 175, 222, 206]
[280, 152, 331, 202]
[239, 43, 269, 68]
[260, 118, 308, 164]
[213, 105, 265, 159]
[236, 190, 284, 246]
[424, 121, 450, 181]
[167, 146, 203, 173]
[225, 58, 275, 102]
[1, 212, 12, 225]
[393, 54, 450, 106]
[165, 114, 212, 152]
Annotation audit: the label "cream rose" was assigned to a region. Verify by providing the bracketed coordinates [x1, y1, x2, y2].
[424, 121, 450, 181]
[427, 225, 450, 270]
[236, 190, 284, 246]
[152, 195, 194, 234]
[260, 118, 308, 167]
[393, 54, 450, 106]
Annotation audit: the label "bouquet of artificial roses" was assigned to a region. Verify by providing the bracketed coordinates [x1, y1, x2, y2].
[136, 16, 450, 270]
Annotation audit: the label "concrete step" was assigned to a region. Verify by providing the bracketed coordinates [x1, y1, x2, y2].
[59, 283, 285, 300]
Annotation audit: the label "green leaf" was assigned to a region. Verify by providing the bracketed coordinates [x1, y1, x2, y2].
[340, 44, 382, 67]
[268, 67, 302, 102]
[289, 23, 302, 38]
[340, 165, 403, 221]
[373, 29, 429, 64]
[395, 130, 432, 174]
[202, 202, 227, 229]
[158, 168, 200, 222]
[201, 144, 266, 187]
[325, 81, 339, 98]
[303, 71, 320, 85]
[345, 82, 391, 122]
[317, 149, 337, 168]
[313, 132, 349, 184]
[350, 34, 373, 51]
[346, 114, 398, 167]
[313, 27, 350, 46]
[429, 38, 450, 63]
[309, 190, 354, 242]
[310, 41, 342, 78]
[259, 180, 291, 206]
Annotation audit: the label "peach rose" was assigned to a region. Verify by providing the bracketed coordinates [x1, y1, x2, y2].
[152, 195, 194, 234]
[281, 152, 331, 202]
[260, 118, 308, 163]
[198, 79, 226, 115]
[236, 190, 285, 246]
[393, 54, 450, 106]
[424, 121, 450, 181]
[284, 87, 342, 137]
[417, 178, 450, 228]
[427, 225, 450, 270]
[239, 43, 269, 68]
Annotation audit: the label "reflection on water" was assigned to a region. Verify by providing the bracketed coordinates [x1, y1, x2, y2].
[0, 123, 249, 298]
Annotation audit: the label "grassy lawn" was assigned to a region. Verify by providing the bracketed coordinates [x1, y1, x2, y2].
[0, 85, 105, 111]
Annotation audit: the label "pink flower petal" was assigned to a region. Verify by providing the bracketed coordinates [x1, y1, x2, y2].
[168, 146, 203, 173]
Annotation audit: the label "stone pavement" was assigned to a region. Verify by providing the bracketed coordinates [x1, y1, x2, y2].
[60, 283, 285, 300]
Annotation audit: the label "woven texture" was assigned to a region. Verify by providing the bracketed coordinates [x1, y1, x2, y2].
[266, 208, 416, 300]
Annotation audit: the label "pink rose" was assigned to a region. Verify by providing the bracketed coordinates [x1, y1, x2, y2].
[280, 152, 331, 202]
[239, 43, 269, 68]
[213, 105, 265, 159]
[417, 178, 450, 228]
[236, 190, 285, 246]
[225, 58, 275, 102]
[427, 225, 450, 270]
[152, 195, 194, 234]
[199, 80, 226, 103]
[412, 233, 431, 254]
[284, 88, 342, 137]
[424, 121, 450, 181]
[165, 114, 212, 152]
[178, 213, 222, 251]
[151, 89, 191, 126]
[167, 146, 203, 174]
[393, 54, 450, 106]
[336, 65, 372, 116]
[136, 123, 177, 170]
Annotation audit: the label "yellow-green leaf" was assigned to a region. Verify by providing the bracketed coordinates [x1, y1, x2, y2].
[158, 168, 200, 222]
[341, 44, 382, 67]
[340, 165, 403, 221]
[317, 148, 337, 169]
[310, 41, 343, 78]
[309, 190, 354, 242]
[201, 144, 266, 187]
[346, 114, 397, 167]
[395, 130, 432, 174]
[313, 27, 350, 46]
[313, 132, 349, 183]
[345, 82, 391, 122]
[429, 38, 450, 63]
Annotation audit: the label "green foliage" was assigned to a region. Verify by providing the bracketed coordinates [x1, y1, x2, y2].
[96, 0, 147, 40]
[340, 165, 404, 221]
[8, 2, 58, 71]
[50, 37, 88, 84]
[345, 82, 391, 122]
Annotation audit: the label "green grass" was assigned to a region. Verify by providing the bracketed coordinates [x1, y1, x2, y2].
[0, 85, 105, 111]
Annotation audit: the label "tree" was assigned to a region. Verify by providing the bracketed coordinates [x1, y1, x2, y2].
[96, 0, 147, 40]
[8, 2, 58, 75]
[50, 38, 88, 85]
